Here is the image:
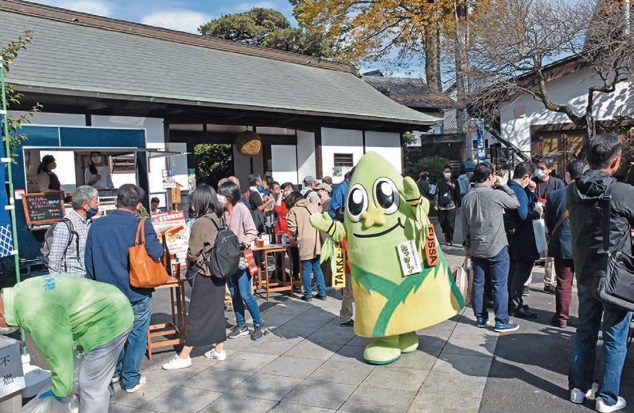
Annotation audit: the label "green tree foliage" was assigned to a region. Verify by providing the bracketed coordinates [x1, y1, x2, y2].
[416, 156, 450, 183]
[1, 31, 42, 158]
[199, 7, 333, 58]
[194, 144, 233, 187]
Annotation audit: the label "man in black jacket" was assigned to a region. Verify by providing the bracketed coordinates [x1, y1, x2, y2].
[567, 134, 634, 412]
[545, 160, 585, 328]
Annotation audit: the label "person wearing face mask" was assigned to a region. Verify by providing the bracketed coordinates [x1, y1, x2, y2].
[504, 162, 542, 319]
[532, 155, 565, 205]
[273, 182, 300, 281]
[47, 185, 100, 277]
[434, 165, 461, 246]
[35, 154, 62, 192]
[85, 152, 114, 189]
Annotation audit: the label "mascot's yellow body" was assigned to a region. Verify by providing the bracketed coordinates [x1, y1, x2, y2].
[310, 152, 464, 365]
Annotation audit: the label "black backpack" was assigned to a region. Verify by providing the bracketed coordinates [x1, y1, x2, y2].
[202, 216, 241, 279]
[41, 218, 80, 270]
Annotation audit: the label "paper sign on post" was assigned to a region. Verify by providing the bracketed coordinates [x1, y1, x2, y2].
[397, 241, 422, 276]
[332, 247, 347, 289]
[424, 224, 439, 267]
[0, 336, 25, 398]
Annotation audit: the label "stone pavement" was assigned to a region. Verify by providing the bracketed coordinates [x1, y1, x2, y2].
[18, 214, 633, 412]
[108, 236, 633, 413]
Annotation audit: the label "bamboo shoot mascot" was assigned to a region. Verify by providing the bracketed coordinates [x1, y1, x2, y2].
[311, 152, 464, 365]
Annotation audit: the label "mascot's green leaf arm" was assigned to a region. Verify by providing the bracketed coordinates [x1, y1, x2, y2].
[310, 151, 464, 365]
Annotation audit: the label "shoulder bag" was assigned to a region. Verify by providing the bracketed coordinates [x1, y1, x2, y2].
[129, 218, 169, 288]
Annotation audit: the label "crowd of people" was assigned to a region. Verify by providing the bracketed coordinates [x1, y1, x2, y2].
[460, 134, 633, 412]
[3, 133, 632, 412]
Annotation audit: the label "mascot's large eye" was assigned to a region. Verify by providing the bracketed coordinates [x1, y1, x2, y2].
[372, 178, 399, 214]
[347, 184, 368, 223]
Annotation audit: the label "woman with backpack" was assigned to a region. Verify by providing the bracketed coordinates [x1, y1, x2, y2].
[218, 180, 266, 341]
[162, 184, 227, 370]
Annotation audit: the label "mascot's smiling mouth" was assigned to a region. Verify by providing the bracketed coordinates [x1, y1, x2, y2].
[353, 218, 405, 238]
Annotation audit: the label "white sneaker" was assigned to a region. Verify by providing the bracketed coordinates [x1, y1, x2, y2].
[596, 396, 626, 412]
[111, 376, 120, 384]
[571, 388, 593, 404]
[204, 349, 227, 361]
[124, 375, 146, 393]
[162, 355, 192, 370]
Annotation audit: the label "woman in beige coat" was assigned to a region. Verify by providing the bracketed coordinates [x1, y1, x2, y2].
[286, 191, 326, 301]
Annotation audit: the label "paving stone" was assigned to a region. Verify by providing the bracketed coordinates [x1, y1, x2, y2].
[198, 392, 278, 413]
[239, 334, 303, 356]
[281, 379, 357, 410]
[389, 348, 437, 371]
[212, 351, 278, 372]
[363, 366, 429, 392]
[260, 356, 324, 379]
[187, 367, 254, 392]
[109, 405, 153, 413]
[432, 353, 493, 377]
[408, 392, 481, 413]
[267, 403, 336, 413]
[138, 386, 222, 413]
[340, 383, 417, 413]
[111, 381, 176, 408]
[421, 370, 488, 399]
[308, 359, 374, 385]
[229, 372, 302, 401]
[442, 336, 497, 357]
[307, 326, 357, 345]
[283, 339, 344, 360]
[273, 325, 321, 340]
[329, 344, 367, 364]
[142, 359, 214, 387]
[346, 335, 372, 347]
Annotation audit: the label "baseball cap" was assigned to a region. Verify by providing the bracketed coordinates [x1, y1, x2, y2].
[315, 183, 332, 192]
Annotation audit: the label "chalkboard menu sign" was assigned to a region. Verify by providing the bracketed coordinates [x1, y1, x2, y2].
[21, 192, 66, 226]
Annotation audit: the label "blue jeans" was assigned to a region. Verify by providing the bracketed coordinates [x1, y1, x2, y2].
[472, 246, 510, 324]
[228, 269, 263, 326]
[569, 284, 632, 406]
[116, 296, 152, 390]
[301, 257, 326, 297]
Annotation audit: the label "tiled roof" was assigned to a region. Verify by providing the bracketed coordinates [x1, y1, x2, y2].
[0, 1, 441, 127]
[363, 76, 455, 111]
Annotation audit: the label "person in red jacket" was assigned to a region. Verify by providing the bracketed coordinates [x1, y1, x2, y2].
[273, 182, 300, 281]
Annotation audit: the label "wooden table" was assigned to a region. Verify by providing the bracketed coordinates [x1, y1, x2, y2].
[252, 244, 299, 301]
[146, 272, 188, 360]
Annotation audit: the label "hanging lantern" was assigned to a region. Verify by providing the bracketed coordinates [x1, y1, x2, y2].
[235, 130, 262, 157]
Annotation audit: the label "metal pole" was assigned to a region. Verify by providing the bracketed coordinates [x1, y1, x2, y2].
[0, 58, 26, 351]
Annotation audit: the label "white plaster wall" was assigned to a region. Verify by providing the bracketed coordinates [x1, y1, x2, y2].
[500, 67, 633, 152]
[9, 111, 86, 126]
[91, 116, 167, 194]
[271, 145, 298, 185]
[296, 130, 316, 184]
[364, 131, 403, 174]
[321, 128, 364, 184]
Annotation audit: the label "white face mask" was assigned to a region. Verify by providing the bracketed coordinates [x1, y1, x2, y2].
[444, 172, 451, 179]
[535, 169, 547, 179]
[217, 194, 227, 209]
[92, 156, 102, 164]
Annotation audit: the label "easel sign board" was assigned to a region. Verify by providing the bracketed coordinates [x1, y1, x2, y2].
[21, 192, 66, 226]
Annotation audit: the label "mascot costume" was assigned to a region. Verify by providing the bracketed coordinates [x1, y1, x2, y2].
[310, 152, 464, 365]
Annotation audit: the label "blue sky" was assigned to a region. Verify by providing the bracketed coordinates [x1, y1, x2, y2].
[29, 0, 297, 33]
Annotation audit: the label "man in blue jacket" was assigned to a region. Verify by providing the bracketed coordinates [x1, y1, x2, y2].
[504, 162, 542, 319]
[545, 160, 585, 328]
[327, 168, 353, 219]
[85, 184, 163, 394]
